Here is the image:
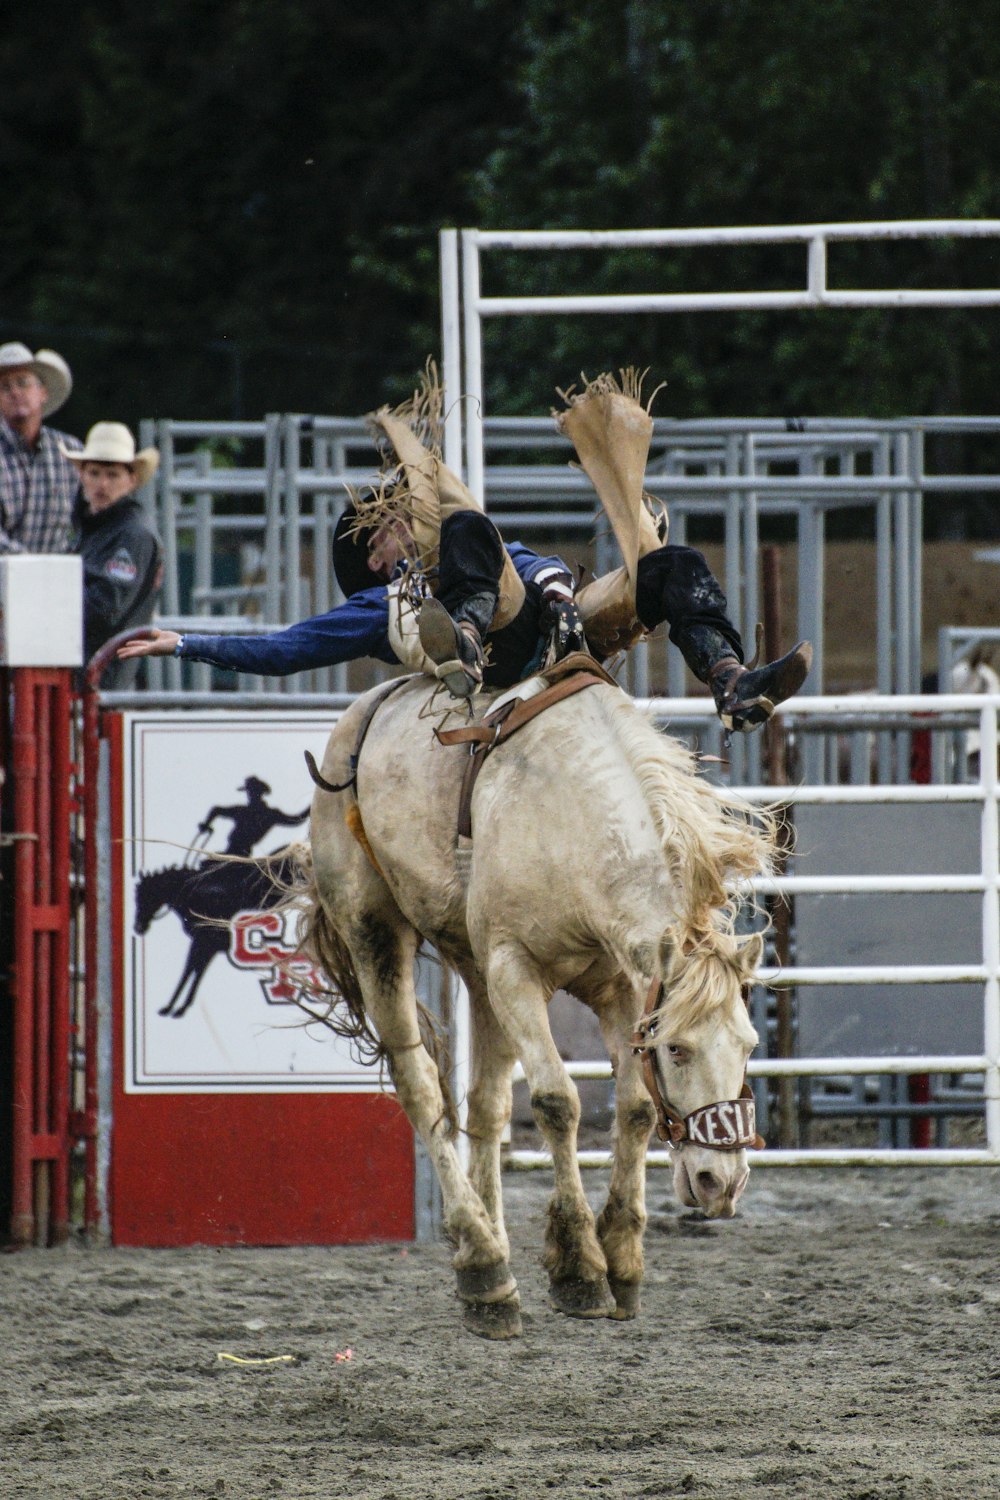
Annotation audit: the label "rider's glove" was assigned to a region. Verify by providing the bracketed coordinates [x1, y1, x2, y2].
[537, 569, 585, 659]
[542, 595, 586, 657]
[197, 821, 213, 835]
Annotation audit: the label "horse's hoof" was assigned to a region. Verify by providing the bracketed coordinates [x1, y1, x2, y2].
[547, 1274, 616, 1319]
[158, 1006, 173, 1018]
[607, 1278, 641, 1320]
[455, 1259, 518, 1305]
[462, 1293, 522, 1340]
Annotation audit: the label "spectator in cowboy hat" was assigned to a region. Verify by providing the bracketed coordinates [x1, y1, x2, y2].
[62, 422, 164, 689]
[0, 341, 81, 553]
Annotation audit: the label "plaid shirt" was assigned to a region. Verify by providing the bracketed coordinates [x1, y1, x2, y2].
[0, 419, 82, 553]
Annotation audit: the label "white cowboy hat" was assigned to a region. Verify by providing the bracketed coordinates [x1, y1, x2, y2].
[59, 422, 160, 488]
[0, 342, 73, 417]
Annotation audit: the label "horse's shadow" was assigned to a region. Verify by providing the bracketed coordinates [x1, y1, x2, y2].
[133, 854, 292, 1019]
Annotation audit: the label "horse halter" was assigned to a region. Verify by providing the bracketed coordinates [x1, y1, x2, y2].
[631, 978, 764, 1151]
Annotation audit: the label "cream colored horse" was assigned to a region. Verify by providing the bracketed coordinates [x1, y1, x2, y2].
[294, 675, 775, 1338]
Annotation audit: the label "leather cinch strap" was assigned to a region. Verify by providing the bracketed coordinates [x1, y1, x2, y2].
[631, 978, 765, 1151]
[435, 654, 617, 838]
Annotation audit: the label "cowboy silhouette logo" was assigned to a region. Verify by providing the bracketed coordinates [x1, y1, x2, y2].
[196, 775, 310, 858]
[132, 776, 310, 1019]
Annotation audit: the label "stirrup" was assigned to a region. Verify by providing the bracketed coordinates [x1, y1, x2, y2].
[710, 641, 813, 734]
[418, 599, 484, 699]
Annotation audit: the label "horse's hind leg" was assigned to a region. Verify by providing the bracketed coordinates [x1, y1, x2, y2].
[486, 945, 615, 1320]
[348, 917, 522, 1340]
[460, 967, 518, 1261]
[594, 982, 657, 1320]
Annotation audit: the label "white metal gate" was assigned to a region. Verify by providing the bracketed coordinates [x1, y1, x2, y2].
[441, 219, 1000, 499]
[439, 222, 1000, 1167]
[504, 694, 1000, 1169]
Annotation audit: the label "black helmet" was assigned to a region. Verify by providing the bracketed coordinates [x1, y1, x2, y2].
[332, 474, 406, 598]
[332, 502, 382, 599]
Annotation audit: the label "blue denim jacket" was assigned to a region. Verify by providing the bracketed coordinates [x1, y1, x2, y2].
[178, 542, 570, 676]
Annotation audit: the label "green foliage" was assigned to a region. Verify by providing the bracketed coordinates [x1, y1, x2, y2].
[2, 0, 521, 426]
[3, 0, 1000, 458]
[468, 0, 1000, 421]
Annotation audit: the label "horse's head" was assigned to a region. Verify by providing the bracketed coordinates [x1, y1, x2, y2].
[637, 928, 764, 1220]
[133, 866, 180, 935]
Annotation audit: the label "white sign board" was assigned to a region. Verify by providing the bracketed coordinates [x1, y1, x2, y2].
[122, 710, 384, 1093]
[0, 555, 82, 665]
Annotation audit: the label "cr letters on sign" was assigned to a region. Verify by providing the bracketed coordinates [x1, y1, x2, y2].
[229, 910, 324, 1006]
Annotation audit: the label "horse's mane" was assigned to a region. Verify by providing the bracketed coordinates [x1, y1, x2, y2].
[137, 863, 185, 883]
[606, 696, 776, 1031]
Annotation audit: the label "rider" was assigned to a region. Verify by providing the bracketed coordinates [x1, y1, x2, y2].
[119, 371, 810, 733]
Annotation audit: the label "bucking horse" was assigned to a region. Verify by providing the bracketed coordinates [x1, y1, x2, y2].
[286, 660, 776, 1338]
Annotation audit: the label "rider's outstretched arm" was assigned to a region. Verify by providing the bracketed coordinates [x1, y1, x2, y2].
[273, 808, 311, 826]
[118, 589, 398, 674]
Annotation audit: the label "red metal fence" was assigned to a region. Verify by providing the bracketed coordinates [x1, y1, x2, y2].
[2, 668, 77, 1246]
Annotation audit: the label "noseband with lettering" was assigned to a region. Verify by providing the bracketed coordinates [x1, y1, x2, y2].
[631, 978, 764, 1151]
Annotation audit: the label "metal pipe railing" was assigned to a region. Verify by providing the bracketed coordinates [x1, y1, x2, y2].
[505, 694, 1000, 1167]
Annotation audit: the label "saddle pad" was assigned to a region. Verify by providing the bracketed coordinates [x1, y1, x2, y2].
[484, 673, 550, 719]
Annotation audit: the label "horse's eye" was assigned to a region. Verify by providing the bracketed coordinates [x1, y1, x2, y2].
[666, 1043, 688, 1063]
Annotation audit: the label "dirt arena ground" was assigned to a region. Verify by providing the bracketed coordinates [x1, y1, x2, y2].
[2, 1165, 999, 1500]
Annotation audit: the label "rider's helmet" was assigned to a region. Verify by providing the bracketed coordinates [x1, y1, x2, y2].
[332, 472, 407, 599]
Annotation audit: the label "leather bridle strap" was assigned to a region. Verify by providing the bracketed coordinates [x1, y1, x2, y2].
[631, 978, 764, 1151]
[632, 980, 687, 1146]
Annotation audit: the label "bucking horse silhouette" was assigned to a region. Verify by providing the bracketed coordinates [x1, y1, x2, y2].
[133, 852, 294, 1018]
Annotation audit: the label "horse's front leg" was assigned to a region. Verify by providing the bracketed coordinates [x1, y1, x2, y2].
[346, 916, 522, 1340]
[170, 933, 220, 1018]
[159, 945, 201, 1017]
[486, 944, 615, 1320]
[594, 983, 657, 1320]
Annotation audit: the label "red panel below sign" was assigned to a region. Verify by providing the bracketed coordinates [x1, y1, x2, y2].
[110, 1090, 414, 1247]
[106, 713, 415, 1248]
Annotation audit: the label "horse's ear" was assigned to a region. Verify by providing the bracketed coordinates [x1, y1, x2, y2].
[736, 931, 764, 982]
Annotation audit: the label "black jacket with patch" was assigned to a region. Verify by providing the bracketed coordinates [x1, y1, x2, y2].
[73, 493, 163, 688]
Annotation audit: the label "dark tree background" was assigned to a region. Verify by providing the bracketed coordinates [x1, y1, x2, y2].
[4, 1, 1000, 459]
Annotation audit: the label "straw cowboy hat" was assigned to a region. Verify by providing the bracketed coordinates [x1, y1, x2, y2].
[0, 342, 73, 417]
[59, 422, 160, 487]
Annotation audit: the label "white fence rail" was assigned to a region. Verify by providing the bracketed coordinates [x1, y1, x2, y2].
[506, 693, 1000, 1170]
[443, 219, 1000, 508]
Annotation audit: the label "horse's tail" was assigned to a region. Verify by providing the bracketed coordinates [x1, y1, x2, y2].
[263, 841, 387, 1069]
[271, 845, 459, 1133]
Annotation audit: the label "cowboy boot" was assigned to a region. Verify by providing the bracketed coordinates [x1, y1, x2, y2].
[418, 591, 496, 699]
[682, 625, 813, 733]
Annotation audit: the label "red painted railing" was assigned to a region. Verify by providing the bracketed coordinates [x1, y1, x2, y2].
[6, 668, 74, 1246]
[79, 629, 154, 1237]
